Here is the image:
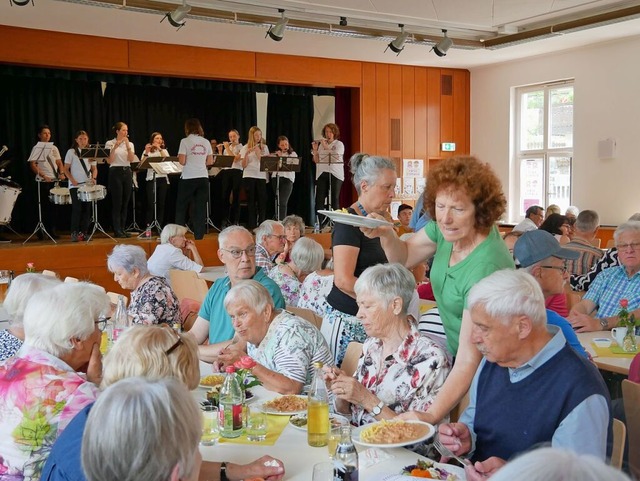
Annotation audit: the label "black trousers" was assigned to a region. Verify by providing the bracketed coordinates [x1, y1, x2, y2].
[220, 169, 243, 225]
[108, 166, 132, 234]
[145, 176, 169, 227]
[242, 177, 267, 230]
[315, 172, 343, 224]
[70, 188, 92, 234]
[272, 177, 293, 220]
[176, 177, 208, 240]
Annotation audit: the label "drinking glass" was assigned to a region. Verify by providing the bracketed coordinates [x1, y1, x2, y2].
[0, 270, 13, 303]
[201, 405, 219, 446]
[327, 424, 342, 459]
[312, 462, 334, 481]
[246, 405, 268, 442]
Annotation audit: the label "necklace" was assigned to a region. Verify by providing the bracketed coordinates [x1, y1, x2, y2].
[356, 201, 368, 216]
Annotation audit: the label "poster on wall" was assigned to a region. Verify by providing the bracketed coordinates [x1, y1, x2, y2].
[391, 201, 401, 220]
[416, 178, 426, 195]
[395, 178, 402, 197]
[403, 178, 415, 196]
[403, 159, 423, 178]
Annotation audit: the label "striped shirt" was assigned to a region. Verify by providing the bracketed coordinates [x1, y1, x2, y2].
[583, 265, 640, 318]
[565, 238, 605, 276]
[570, 248, 619, 291]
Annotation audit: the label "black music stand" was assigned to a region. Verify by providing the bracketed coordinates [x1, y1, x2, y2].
[315, 152, 343, 227]
[136, 156, 176, 238]
[79, 145, 110, 162]
[206, 155, 234, 232]
[262, 155, 301, 220]
[24, 143, 58, 244]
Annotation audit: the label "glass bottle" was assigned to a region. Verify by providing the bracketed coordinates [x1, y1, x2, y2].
[334, 425, 358, 481]
[307, 361, 329, 447]
[219, 366, 244, 438]
[112, 295, 129, 342]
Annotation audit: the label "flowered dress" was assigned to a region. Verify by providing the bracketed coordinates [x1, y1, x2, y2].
[128, 276, 180, 325]
[0, 329, 23, 362]
[297, 272, 334, 317]
[0, 345, 99, 481]
[268, 266, 301, 306]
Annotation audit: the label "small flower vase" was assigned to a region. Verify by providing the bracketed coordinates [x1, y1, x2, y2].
[622, 326, 637, 353]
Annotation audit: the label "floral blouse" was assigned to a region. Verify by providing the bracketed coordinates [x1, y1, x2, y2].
[247, 310, 334, 386]
[0, 345, 99, 481]
[268, 265, 301, 306]
[297, 271, 334, 317]
[0, 329, 23, 361]
[351, 324, 451, 426]
[128, 276, 181, 325]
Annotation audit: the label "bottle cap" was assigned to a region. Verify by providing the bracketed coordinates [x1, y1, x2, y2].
[225, 366, 236, 373]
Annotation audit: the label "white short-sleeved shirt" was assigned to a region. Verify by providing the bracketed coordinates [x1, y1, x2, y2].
[143, 149, 170, 181]
[64, 149, 97, 189]
[29, 144, 61, 181]
[147, 243, 203, 284]
[273, 150, 298, 183]
[105, 139, 135, 168]
[241, 144, 270, 181]
[315, 140, 345, 181]
[178, 134, 212, 180]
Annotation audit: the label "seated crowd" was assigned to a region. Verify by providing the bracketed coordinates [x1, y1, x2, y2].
[0, 154, 636, 481]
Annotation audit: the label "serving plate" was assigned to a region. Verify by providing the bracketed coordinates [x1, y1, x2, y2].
[317, 210, 393, 229]
[351, 420, 435, 448]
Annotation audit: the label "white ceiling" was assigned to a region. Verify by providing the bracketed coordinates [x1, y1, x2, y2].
[3, 0, 640, 69]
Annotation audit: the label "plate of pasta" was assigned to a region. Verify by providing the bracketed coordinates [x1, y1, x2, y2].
[317, 210, 393, 229]
[262, 395, 308, 415]
[352, 420, 435, 448]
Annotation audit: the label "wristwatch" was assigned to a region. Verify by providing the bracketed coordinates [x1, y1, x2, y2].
[371, 400, 385, 416]
[600, 318, 609, 330]
[220, 462, 229, 481]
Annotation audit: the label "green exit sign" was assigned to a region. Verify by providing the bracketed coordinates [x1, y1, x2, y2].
[441, 142, 456, 152]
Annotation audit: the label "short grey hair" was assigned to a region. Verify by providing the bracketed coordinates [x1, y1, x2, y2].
[224, 279, 274, 315]
[254, 220, 283, 245]
[107, 244, 149, 276]
[291, 237, 324, 274]
[575, 210, 599, 232]
[628, 213, 640, 222]
[218, 225, 252, 249]
[349, 153, 396, 195]
[565, 205, 580, 217]
[282, 215, 305, 236]
[4, 273, 61, 328]
[467, 269, 546, 326]
[23, 282, 111, 357]
[160, 223, 188, 245]
[614, 220, 640, 244]
[354, 263, 415, 316]
[490, 447, 631, 481]
[82, 377, 201, 481]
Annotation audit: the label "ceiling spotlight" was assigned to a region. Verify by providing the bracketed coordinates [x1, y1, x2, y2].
[339, 16, 347, 27]
[161, 0, 191, 30]
[266, 9, 289, 42]
[385, 24, 409, 55]
[432, 29, 453, 57]
[10, 0, 34, 5]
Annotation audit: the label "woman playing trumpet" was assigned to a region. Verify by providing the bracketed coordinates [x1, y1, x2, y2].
[240, 126, 269, 230]
[142, 132, 170, 229]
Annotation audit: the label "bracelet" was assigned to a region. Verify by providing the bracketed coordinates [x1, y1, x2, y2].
[220, 462, 229, 481]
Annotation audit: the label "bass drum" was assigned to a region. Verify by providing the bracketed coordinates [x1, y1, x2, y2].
[49, 187, 71, 205]
[78, 184, 107, 202]
[0, 178, 21, 224]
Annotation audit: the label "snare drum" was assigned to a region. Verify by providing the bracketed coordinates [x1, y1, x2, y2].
[78, 184, 107, 202]
[49, 187, 71, 205]
[0, 178, 21, 224]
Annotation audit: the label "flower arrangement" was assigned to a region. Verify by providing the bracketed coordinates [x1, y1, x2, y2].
[26, 262, 36, 273]
[618, 299, 638, 352]
[233, 356, 262, 392]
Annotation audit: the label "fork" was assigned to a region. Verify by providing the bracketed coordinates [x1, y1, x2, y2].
[433, 436, 472, 467]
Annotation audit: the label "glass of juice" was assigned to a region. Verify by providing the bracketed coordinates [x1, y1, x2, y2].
[327, 424, 342, 459]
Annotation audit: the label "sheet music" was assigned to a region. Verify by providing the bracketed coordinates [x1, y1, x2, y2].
[28, 142, 54, 162]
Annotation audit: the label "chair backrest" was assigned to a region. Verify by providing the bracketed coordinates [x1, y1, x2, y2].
[564, 282, 584, 311]
[606, 239, 616, 249]
[64, 276, 79, 283]
[591, 238, 602, 248]
[341, 342, 363, 377]
[622, 379, 640, 479]
[169, 269, 209, 304]
[107, 291, 128, 307]
[286, 305, 323, 329]
[610, 418, 626, 469]
[42, 269, 58, 277]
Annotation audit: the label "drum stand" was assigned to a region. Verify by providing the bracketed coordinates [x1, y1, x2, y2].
[138, 173, 162, 239]
[126, 185, 143, 234]
[24, 181, 56, 244]
[86, 198, 115, 243]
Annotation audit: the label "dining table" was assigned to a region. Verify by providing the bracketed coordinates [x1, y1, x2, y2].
[197, 266, 227, 283]
[577, 330, 636, 376]
[195, 363, 466, 481]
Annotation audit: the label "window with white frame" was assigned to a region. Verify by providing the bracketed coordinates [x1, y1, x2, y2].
[515, 81, 574, 217]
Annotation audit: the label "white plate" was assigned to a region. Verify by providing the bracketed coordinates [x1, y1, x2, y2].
[261, 395, 308, 415]
[378, 462, 465, 481]
[317, 210, 393, 229]
[593, 338, 612, 348]
[289, 413, 350, 431]
[351, 421, 435, 448]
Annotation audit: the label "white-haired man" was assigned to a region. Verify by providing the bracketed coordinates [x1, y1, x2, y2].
[253, 220, 285, 274]
[439, 269, 610, 479]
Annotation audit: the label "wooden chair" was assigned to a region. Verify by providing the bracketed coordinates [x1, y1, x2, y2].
[622, 379, 640, 479]
[64, 276, 79, 283]
[610, 418, 626, 469]
[564, 282, 584, 311]
[606, 239, 616, 249]
[169, 269, 209, 304]
[107, 291, 128, 307]
[591, 238, 602, 248]
[341, 342, 363, 376]
[286, 305, 323, 329]
[42, 269, 58, 277]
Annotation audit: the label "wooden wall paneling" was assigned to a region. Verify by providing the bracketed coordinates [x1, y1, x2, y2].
[375, 64, 390, 156]
[401, 66, 416, 160]
[361, 63, 377, 154]
[350, 87, 362, 154]
[414, 68, 428, 163]
[427, 69, 441, 159]
[389, 65, 403, 158]
[256, 53, 362, 87]
[452, 70, 470, 155]
[440, 70, 454, 158]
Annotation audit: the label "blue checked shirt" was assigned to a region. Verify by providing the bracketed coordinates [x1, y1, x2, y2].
[583, 265, 640, 318]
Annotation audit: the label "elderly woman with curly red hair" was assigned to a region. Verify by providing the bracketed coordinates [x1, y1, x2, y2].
[364, 156, 514, 425]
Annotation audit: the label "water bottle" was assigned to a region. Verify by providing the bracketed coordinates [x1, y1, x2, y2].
[112, 295, 129, 342]
[307, 361, 329, 447]
[314, 218, 320, 234]
[145, 225, 151, 238]
[334, 425, 359, 481]
[218, 366, 244, 438]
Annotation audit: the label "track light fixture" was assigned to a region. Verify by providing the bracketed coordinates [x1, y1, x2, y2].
[10, 0, 34, 5]
[339, 16, 348, 27]
[161, 0, 191, 30]
[266, 9, 288, 42]
[432, 29, 453, 57]
[385, 24, 409, 55]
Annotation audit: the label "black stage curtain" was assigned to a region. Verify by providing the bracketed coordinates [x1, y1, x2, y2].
[266, 93, 315, 225]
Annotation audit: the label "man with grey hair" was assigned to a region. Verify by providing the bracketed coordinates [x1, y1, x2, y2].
[512, 205, 544, 232]
[564, 210, 604, 275]
[253, 219, 285, 274]
[569, 220, 640, 332]
[189, 225, 285, 362]
[438, 269, 610, 479]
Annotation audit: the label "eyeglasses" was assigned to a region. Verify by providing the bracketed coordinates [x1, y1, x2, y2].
[94, 316, 111, 332]
[540, 262, 568, 274]
[617, 242, 640, 252]
[221, 245, 257, 259]
[267, 235, 287, 241]
[161, 324, 183, 356]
